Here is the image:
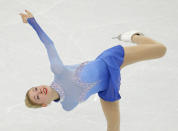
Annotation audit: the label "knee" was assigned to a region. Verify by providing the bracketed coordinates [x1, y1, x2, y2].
[160, 44, 167, 57]
[157, 43, 167, 57]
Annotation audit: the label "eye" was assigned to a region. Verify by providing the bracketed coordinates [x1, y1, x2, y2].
[37, 95, 40, 100]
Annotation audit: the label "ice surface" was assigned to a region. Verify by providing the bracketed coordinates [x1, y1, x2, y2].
[0, 0, 177, 130]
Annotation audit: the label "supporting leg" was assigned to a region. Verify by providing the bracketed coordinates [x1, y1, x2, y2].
[100, 98, 120, 131]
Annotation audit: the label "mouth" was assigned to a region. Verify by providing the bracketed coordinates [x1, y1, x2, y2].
[43, 88, 47, 95]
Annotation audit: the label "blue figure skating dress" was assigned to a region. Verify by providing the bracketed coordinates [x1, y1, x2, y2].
[27, 17, 125, 111]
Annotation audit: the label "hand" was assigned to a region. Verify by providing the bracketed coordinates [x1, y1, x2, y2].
[19, 9, 34, 23]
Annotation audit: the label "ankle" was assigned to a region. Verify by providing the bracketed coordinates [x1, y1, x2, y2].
[131, 34, 141, 43]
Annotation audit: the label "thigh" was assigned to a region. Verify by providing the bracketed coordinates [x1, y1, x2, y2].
[100, 98, 120, 130]
[120, 44, 166, 69]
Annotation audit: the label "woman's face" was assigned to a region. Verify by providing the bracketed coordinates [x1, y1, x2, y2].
[28, 85, 52, 106]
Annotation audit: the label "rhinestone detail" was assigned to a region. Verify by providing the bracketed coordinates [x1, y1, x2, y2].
[50, 81, 65, 102]
[72, 61, 99, 103]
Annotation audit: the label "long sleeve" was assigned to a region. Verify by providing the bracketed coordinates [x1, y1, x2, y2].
[27, 17, 65, 74]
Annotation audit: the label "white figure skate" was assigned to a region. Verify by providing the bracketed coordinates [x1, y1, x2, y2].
[112, 30, 144, 42]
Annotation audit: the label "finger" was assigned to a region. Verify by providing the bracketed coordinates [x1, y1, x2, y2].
[25, 9, 33, 17]
[22, 17, 26, 23]
[19, 13, 26, 17]
[19, 13, 23, 16]
[19, 14, 27, 23]
[19, 14, 26, 19]
[25, 9, 30, 15]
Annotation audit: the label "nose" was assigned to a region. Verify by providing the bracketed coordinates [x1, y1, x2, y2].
[37, 89, 43, 95]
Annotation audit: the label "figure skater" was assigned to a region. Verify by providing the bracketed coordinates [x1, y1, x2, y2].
[19, 10, 167, 131]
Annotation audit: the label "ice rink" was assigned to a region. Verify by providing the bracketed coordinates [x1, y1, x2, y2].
[0, 0, 177, 130]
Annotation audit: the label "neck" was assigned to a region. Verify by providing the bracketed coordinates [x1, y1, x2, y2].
[49, 86, 60, 101]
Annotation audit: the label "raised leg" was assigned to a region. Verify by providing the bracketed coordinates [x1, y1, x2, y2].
[120, 35, 167, 69]
[100, 98, 120, 131]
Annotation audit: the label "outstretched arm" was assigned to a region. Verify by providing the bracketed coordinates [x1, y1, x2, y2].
[20, 10, 65, 74]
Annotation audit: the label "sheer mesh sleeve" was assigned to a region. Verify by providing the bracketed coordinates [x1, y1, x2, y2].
[27, 17, 111, 112]
[27, 17, 65, 74]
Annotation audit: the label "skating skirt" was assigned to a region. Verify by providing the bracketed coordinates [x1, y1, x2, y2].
[95, 45, 125, 102]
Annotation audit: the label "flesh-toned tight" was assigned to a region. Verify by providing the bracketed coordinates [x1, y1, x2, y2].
[100, 34, 167, 131]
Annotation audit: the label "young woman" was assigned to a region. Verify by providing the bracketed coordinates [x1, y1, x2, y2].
[20, 10, 167, 131]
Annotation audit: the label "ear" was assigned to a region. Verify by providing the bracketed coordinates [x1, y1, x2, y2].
[41, 104, 47, 107]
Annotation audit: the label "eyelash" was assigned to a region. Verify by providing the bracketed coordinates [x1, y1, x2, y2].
[35, 88, 40, 100]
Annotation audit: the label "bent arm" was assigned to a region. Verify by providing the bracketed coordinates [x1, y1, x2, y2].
[27, 17, 65, 74]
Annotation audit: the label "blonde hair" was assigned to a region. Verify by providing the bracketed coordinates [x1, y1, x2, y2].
[25, 89, 43, 108]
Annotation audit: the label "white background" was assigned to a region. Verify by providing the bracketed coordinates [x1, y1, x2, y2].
[0, 0, 177, 130]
